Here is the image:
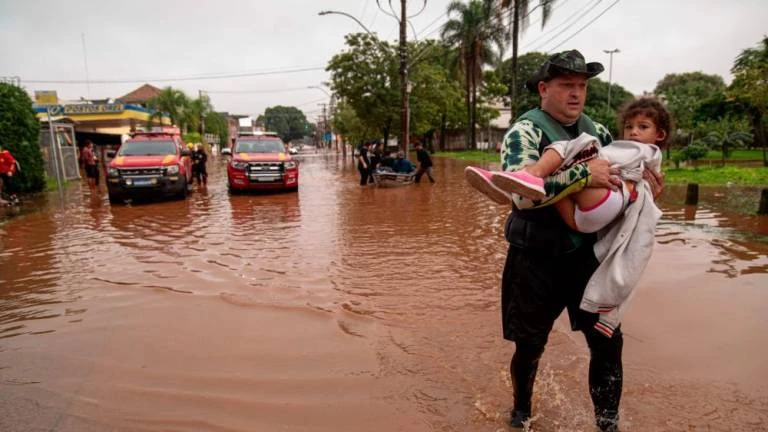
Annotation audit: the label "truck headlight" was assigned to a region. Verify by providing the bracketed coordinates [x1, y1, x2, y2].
[284, 161, 297, 169]
[165, 164, 180, 175]
[108, 168, 119, 177]
[231, 161, 248, 170]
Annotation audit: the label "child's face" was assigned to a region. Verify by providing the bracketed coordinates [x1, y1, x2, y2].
[623, 113, 666, 145]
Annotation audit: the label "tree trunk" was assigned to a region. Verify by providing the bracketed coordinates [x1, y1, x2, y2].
[750, 109, 767, 166]
[722, 141, 726, 167]
[465, 57, 472, 150]
[439, 112, 447, 151]
[471, 61, 478, 150]
[510, 2, 521, 120]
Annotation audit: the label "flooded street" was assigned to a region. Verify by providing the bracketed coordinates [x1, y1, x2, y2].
[1, 152, 767, 432]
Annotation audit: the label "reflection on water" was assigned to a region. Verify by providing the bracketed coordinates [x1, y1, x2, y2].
[0, 152, 766, 431]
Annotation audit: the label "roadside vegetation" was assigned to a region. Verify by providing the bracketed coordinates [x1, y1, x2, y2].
[435, 149, 767, 186]
[321, 0, 766, 174]
[0, 82, 45, 193]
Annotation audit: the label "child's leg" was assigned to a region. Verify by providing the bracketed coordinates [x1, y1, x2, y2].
[568, 181, 635, 233]
[490, 148, 564, 200]
[555, 197, 579, 232]
[464, 166, 511, 205]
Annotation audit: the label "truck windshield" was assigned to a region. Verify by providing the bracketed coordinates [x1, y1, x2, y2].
[118, 140, 176, 156]
[234, 139, 285, 153]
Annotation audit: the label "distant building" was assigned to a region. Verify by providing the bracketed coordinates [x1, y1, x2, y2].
[116, 83, 162, 108]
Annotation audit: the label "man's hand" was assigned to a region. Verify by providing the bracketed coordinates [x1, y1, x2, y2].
[643, 168, 665, 200]
[587, 159, 621, 190]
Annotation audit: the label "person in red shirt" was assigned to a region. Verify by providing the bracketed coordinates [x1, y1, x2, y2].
[0, 145, 18, 205]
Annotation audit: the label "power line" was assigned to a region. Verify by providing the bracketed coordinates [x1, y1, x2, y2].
[22, 66, 325, 85]
[205, 86, 317, 95]
[520, 0, 581, 49]
[525, 0, 603, 51]
[530, 0, 604, 52]
[546, 0, 620, 52]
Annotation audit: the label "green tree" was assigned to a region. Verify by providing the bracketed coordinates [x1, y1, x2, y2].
[332, 101, 368, 146]
[204, 111, 229, 149]
[0, 83, 45, 193]
[184, 95, 213, 135]
[696, 117, 753, 166]
[729, 36, 768, 165]
[263, 106, 310, 143]
[499, 51, 549, 118]
[327, 33, 400, 144]
[441, 0, 506, 149]
[653, 72, 726, 136]
[494, 0, 557, 117]
[147, 87, 189, 130]
[583, 78, 634, 137]
[407, 39, 466, 148]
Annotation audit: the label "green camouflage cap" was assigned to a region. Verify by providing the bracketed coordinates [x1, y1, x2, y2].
[525, 50, 604, 93]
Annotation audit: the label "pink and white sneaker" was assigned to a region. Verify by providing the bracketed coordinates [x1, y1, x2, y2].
[465, 166, 511, 205]
[491, 170, 546, 200]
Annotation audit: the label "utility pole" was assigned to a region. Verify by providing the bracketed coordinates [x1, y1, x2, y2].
[399, 0, 409, 156]
[320, 103, 328, 148]
[198, 90, 206, 143]
[603, 49, 620, 110]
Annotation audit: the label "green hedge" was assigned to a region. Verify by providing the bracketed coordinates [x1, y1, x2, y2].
[0, 83, 45, 193]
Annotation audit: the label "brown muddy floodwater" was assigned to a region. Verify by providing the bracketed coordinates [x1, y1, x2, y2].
[1, 151, 767, 432]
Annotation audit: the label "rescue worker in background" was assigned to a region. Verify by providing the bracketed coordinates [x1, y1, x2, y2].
[191, 143, 208, 186]
[414, 142, 435, 183]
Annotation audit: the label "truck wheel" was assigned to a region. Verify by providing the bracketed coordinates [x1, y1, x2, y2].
[178, 178, 188, 199]
[108, 193, 122, 205]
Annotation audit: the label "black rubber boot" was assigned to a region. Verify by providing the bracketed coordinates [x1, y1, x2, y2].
[509, 409, 531, 428]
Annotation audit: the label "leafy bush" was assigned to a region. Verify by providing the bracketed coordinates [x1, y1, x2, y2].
[0, 83, 45, 193]
[678, 143, 710, 166]
[182, 132, 202, 144]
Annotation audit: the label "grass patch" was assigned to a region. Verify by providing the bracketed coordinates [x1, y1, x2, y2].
[45, 176, 72, 192]
[664, 165, 768, 186]
[666, 149, 765, 162]
[434, 150, 500, 163]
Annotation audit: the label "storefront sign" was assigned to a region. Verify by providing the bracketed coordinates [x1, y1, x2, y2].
[35, 90, 59, 105]
[62, 103, 124, 115]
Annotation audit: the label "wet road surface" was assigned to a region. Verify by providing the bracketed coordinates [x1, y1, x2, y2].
[1, 151, 767, 431]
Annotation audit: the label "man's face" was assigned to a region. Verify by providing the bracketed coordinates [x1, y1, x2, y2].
[539, 75, 588, 124]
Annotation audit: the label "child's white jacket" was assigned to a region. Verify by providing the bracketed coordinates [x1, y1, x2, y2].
[551, 133, 663, 337]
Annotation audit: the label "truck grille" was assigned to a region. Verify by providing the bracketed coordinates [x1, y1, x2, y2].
[246, 162, 283, 182]
[119, 167, 164, 176]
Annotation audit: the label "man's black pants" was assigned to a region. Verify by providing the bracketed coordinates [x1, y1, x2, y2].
[502, 243, 623, 426]
[358, 166, 368, 186]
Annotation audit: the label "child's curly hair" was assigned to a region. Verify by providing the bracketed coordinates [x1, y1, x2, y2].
[618, 97, 672, 146]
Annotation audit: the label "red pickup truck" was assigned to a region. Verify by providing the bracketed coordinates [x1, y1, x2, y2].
[106, 131, 192, 204]
[226, 133, 299, 193]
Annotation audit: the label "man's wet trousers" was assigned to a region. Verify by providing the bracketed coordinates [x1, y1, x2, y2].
[511, 327, 623, 424]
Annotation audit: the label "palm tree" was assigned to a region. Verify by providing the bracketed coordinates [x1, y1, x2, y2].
[701, 129, 753, 167]
[441, 0, 506, 149]
[494, 0, 556, 118]
[185, 96, 213, 135]
[146, 87, 189, 130]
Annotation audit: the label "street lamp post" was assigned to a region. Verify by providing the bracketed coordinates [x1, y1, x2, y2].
[318, 11, 375, 36]
[398, 0, 410, 157]
[603, 48, 620, 110]
[319, 3, 411, 156]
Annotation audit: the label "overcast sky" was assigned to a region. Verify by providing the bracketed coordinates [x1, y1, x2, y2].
[1, 0, 766, 123]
